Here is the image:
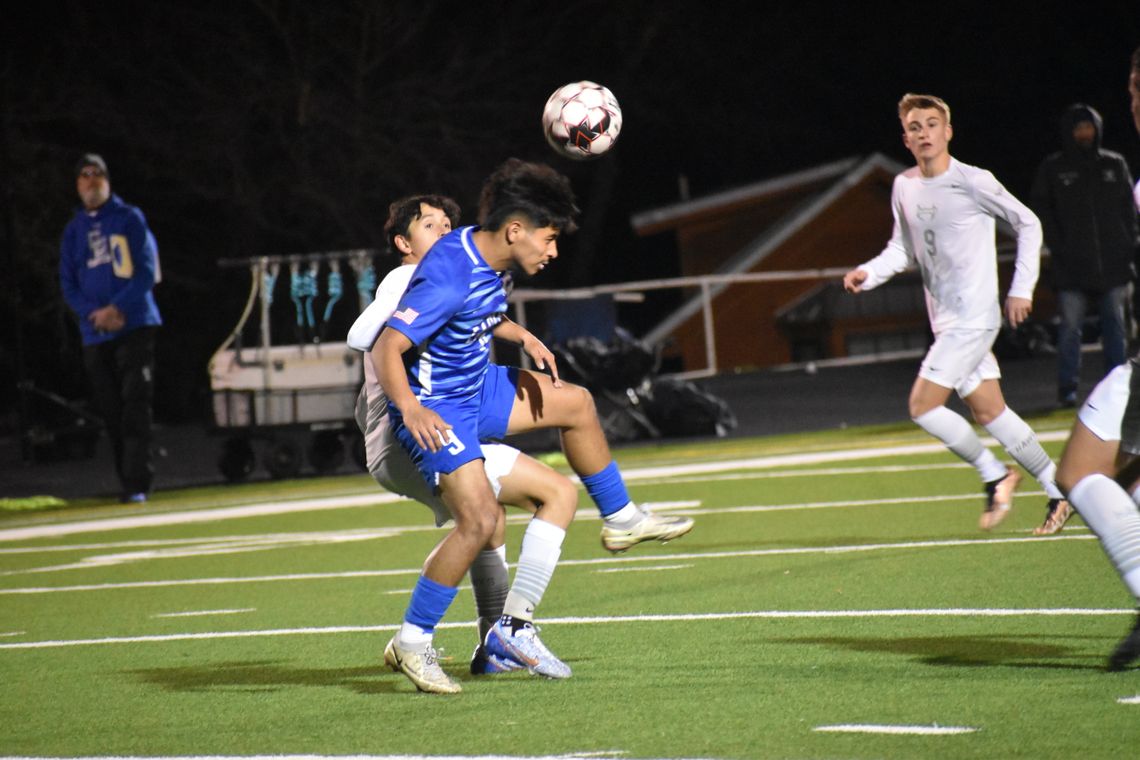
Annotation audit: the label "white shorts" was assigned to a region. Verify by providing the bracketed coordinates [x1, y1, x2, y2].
[918, 328, 1001, 398]
[370, 417, 521, 527]
[1079, 362, 1131, 443]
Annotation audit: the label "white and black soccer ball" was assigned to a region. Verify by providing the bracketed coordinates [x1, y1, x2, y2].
[542, 81, 622, 161]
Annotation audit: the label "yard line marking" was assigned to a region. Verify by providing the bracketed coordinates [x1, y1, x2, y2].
[152, 608, 256, 618]
[617, 430, 1068, 482]
[0, 533, 1099, 595]
[814, 724, 978, 735]
[0, 492, 406, 542]
[633, 462, 971, 486]
[0, 433, 1070, 543]
[0, 568, 422, 595]
[0, 527, 448, 577]
[0, 608, 1129, 650]
[0, 489, 1060, 578]
[0, 631, 25, 637]
[594, 564, 694, 574]
[1118, 695, 1140, 704]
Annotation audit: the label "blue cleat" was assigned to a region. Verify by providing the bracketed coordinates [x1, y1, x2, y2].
[470, 644, 525, 675]
[484, 620, 571, 679]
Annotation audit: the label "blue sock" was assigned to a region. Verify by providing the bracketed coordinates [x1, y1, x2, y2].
[580, 461, 630, 517]
[405, 575, 459, 634]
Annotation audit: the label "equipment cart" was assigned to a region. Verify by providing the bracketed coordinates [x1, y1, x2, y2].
[209, 249, 378, 481]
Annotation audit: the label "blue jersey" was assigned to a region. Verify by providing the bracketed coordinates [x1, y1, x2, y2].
[384, 226, 508, 400]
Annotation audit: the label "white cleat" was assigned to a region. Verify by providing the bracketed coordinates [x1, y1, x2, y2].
[601, 509, 695, 553]
[384, 636, 461, 694]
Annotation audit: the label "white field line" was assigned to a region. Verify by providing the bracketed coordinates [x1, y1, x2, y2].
[0, 533, 1100, 596]
[631, 462, 970, 487]
[0, 504, 698, 557]
[594, 564, 694, 574]
[0, 488, 1064, 578]
[814, 724, 978, 735]
[0, 435, 1068, 543]
[0, 491, 404, 542]
[0, 607, 1129, 651]
[615, 430, 1068, 482]
[1118, 696, 1140, 704]
[152, 608, 255, 618]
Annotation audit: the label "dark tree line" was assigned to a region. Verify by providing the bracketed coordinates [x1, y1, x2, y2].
[4, 1, 1137, 432]
[1, 1, 691, 427]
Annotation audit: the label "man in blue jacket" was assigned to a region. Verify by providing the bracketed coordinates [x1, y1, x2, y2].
[59, 154, 163, 503]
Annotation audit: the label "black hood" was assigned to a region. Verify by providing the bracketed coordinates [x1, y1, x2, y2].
[1059, 102, 1103, 157]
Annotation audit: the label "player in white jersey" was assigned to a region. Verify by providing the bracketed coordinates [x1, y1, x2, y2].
[373, 161, 692, 694]
[348, 194, 578, 679]
[1051, 46, 1140, 671]
[844, 93, 1069, 532]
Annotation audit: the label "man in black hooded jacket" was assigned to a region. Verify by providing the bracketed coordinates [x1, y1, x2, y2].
[1030, 103, 1139, 408]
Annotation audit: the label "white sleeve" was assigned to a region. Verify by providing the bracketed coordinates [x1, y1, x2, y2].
[346, 265, 415, 351]
[858, 187, 913, 291]
[971, 170, 1042, 301]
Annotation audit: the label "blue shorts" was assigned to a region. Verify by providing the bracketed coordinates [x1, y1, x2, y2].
[392, 364, 519, 488]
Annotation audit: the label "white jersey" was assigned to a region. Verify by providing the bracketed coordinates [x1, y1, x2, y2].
[858, 157, 1042, 333]
[349, 264, 416, 484]
[348, 264, 518, 524]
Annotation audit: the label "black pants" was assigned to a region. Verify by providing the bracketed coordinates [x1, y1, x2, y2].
[83, 327, 158, 495]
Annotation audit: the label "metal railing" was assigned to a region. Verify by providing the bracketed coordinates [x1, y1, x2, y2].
[509, 266, 855, 378]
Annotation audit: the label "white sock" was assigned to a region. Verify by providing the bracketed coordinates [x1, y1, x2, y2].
[503, 518, 566, 621]
[398, 622, 432, 649]
[469, 545, 509, 642]
[1069, 474, 1140, 600]
[984, 407, 1064, 498]
[603, 502, 643, 529]
[913, 406, 1006, 482]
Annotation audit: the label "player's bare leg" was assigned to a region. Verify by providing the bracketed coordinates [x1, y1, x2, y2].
[387, 461, 501, 693]
[506, 369, 693, 551]
[481, 454, 580, 677]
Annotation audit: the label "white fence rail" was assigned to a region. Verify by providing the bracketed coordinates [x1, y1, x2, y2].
[509, 266, 855, 379]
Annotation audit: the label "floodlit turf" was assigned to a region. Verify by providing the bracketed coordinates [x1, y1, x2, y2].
[3, 415, 1140, 759]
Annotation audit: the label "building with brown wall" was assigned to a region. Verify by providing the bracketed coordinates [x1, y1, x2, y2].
[631, 153, 1043, 374]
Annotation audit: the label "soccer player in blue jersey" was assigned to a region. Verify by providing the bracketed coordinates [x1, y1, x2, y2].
[374, 159, 693, 693]
[349, 194, 579, 679]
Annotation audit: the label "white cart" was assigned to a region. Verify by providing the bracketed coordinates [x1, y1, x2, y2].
[208, 250, 377, 480]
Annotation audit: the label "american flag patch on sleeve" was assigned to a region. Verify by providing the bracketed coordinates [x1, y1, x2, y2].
[393, 307, 419, 325]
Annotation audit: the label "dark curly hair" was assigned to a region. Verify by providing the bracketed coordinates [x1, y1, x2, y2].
[477, 158, 579, 234]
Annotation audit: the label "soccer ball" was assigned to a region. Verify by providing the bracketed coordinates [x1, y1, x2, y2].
[542, 81, 622, 160]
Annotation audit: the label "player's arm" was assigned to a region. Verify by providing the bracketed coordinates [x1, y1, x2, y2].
[973, 171, 1041, 327]
[845, 192, 912, 293]
[372, 327, 450, 453]
[347, 266, 412, 351]
[492, 317, 561, 386]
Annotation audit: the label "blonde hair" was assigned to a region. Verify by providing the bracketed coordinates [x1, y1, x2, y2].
[898, 93, 951, 124]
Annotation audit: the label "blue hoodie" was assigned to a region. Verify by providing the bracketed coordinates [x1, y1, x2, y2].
[59, 193, 163, 345]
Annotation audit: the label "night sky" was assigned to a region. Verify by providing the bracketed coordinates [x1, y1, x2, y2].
[4, 1, 1140, 422]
